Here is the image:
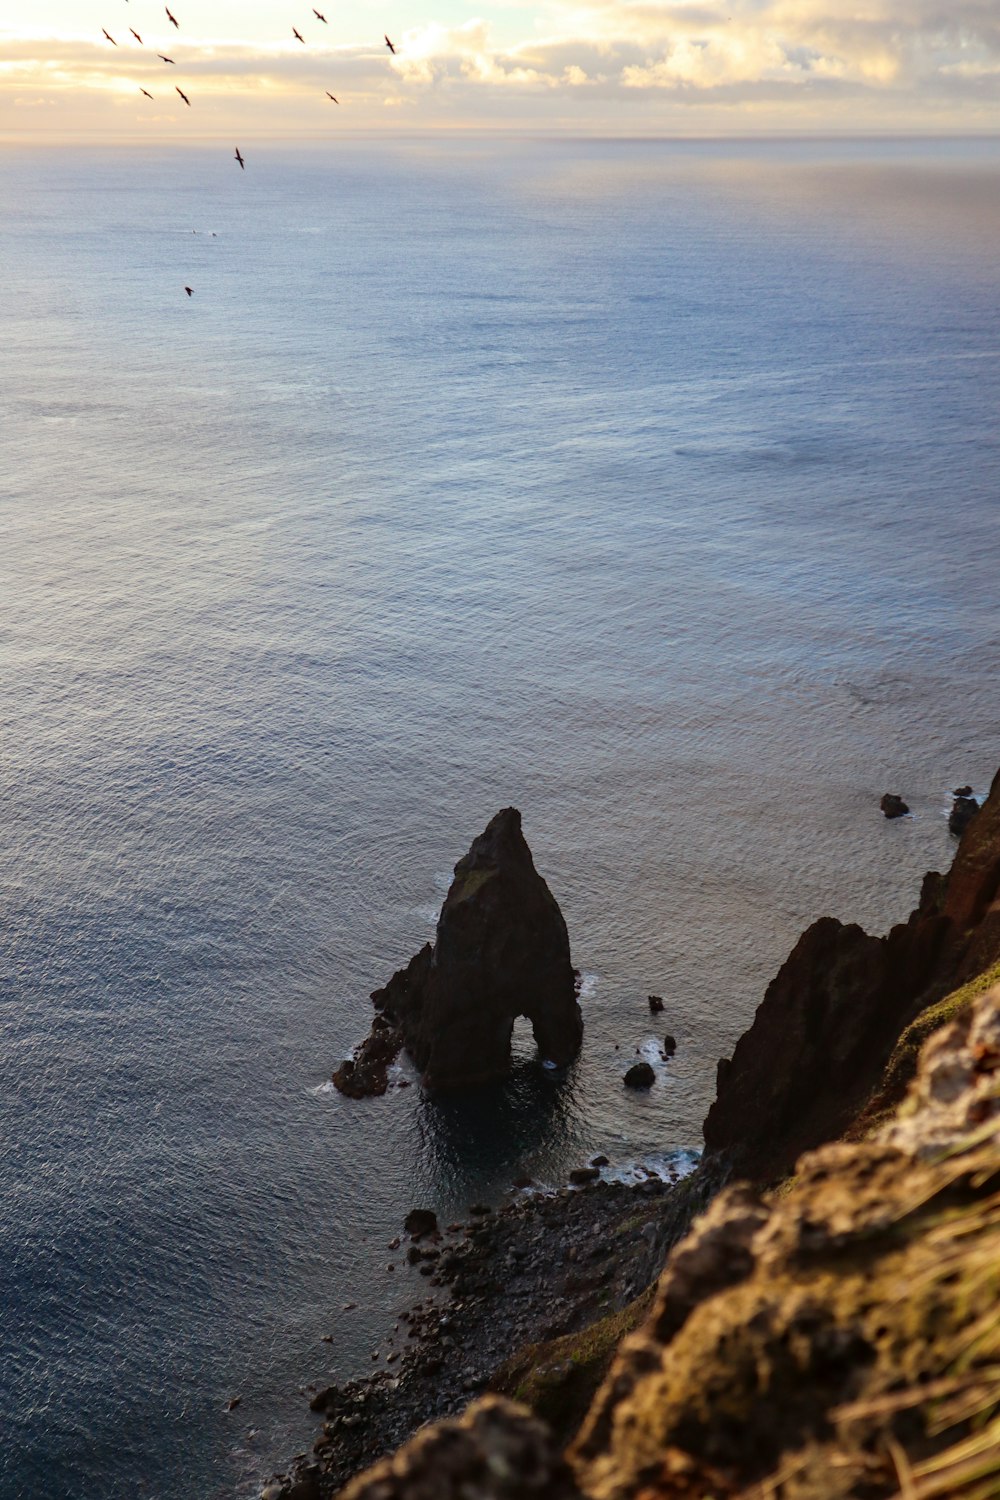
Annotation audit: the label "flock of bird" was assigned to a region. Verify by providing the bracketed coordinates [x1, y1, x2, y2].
[100, 3, 400, 293]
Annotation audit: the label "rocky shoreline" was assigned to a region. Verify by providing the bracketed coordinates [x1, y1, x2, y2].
[266, 769, 1000, 1500]
[266, 1157, 728, 1499]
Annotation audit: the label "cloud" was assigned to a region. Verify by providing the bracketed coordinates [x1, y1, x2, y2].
[3, 0, 1000, 134]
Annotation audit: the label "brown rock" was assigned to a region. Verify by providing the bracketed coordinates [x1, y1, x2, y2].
[337, 810, 582, 1094]
[949, 794, 980, 839]
[404, 1209, 438, 1240]
[337, 1396, 579, 1499]
[573, 987, 1000, 1500]
[704, 767, 1000, 1180]
[623, 1062, 655, 1090]
[880, 792, 910, 818]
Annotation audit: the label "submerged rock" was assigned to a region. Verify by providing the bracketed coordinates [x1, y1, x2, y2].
[335, 809, 583, 1094]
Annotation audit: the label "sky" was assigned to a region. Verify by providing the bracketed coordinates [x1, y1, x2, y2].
[3, 0, 1000, 139]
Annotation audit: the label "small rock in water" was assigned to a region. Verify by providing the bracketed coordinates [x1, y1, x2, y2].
[569, 1166, 600, 1185]
[226, 1396, 242, 1411]
[590, 1154, 609, 1168]
[953, 784, 973, 798]
[663, 1034, 677, 1057]
[949, 795, 980, 838]
[648, 994, 665, 1014]
[403, 1208, 438, 1240]
[512, 1175, 535, 1189]
[880, 793, 910, 819]
[624, 1061, 656, 1089]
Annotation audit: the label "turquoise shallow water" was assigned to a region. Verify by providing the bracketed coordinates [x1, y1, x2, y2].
[2, 135, 999, 1498]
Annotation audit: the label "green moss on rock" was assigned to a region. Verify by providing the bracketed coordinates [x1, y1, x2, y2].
[489, 1287, 656, 1444]
[857, 958, 1000, 1136]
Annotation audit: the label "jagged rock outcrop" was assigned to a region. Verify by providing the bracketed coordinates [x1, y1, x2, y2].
[336, 1396, 579, 1500]
[334, 809, 583, 1094]
[571, 982, 1000, 1500]
[949, 793, 980, 838]
[333, 983, 1000, 1500]
[703, 767, 1000, 1179]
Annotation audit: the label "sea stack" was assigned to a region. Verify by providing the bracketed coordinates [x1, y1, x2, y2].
[334, 808, 583, 1094]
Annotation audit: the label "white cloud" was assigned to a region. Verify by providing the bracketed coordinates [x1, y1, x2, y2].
[3, 0, 1000, 133]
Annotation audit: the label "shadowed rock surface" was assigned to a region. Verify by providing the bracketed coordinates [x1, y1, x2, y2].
[334, 809, 583, 1094]
[269, 766, 1000, 1500]
[572, 982, 1000, 1500]
[336, 1397, 579, 1500]
[285, 977, 1000, 1500]
[703, 767, 1000, 1179]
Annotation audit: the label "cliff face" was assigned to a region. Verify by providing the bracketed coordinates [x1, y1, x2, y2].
[312, 770, 1000, 1500]
[703, 768, 1000, 1179]
[336, 980, 1000, 1500]
[572, 981, 1000, 1500]
[334, 809, 583, 1094]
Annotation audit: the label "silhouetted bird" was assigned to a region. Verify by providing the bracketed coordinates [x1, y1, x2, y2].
[176, 85, 190, 105]
[293, 27, 304, 41]
[158, 54, 175, 62]
[235, 147, 245, 169]
[313, 8, 327, 19]
[326, 92, 339, 102]
[140, 88, 154, 98]
[166, 7, 179, 27]
[384, 34, 396, 53]
[184, 286, 193, 295]
[130, 28, 143, 42]
[102, 29, 118, 44]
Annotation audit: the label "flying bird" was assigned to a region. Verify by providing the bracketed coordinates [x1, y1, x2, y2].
[313, 9, 327, 19]
[166, 7, 179, 27]
[292, 27, 304, 41]
[384, 34, 396, 53]
[130, 28, 143, 42]
[140, 88, 154, 98]
[176, 85, 190, 104]
[326, 91, 339, 102]
[235, 147, 245, 169]
[102, 29, 118, 44]
[158, 54, 175, 62]
[184, 286, 193, 295]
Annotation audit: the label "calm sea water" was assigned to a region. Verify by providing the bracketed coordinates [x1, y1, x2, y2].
[2, 135, 999, 1499]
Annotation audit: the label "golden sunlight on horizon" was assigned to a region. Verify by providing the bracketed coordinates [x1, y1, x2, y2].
[3, 0, 1000, 139]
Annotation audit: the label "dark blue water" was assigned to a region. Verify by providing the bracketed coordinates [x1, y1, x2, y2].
[3, 136, 999, 1499]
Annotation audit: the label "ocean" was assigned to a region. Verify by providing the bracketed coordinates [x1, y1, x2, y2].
[2, 134, 999, 1499]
